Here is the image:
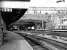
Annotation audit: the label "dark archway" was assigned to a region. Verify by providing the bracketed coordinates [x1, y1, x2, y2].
[1, 8, 27, 26]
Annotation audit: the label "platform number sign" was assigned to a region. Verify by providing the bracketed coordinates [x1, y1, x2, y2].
[56, 0, 65, 3]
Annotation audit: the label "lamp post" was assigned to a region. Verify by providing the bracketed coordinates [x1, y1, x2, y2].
[42, 15, 44, 30]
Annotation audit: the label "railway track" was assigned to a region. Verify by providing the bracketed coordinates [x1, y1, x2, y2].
[4, 30, 67, 50]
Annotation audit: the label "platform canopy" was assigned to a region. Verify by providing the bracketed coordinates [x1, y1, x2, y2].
[0, 0, 67, 8]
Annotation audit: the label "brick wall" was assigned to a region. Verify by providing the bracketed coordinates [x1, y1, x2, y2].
[21, 10, 67, 30]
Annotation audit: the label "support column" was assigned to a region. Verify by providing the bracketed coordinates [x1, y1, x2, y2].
[0, 10, 3, 46]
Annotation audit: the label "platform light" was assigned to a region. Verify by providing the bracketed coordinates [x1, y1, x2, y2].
[2, 8, 12, 12]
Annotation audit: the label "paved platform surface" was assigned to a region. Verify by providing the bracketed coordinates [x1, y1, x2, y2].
[0, 31, 33, 50]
